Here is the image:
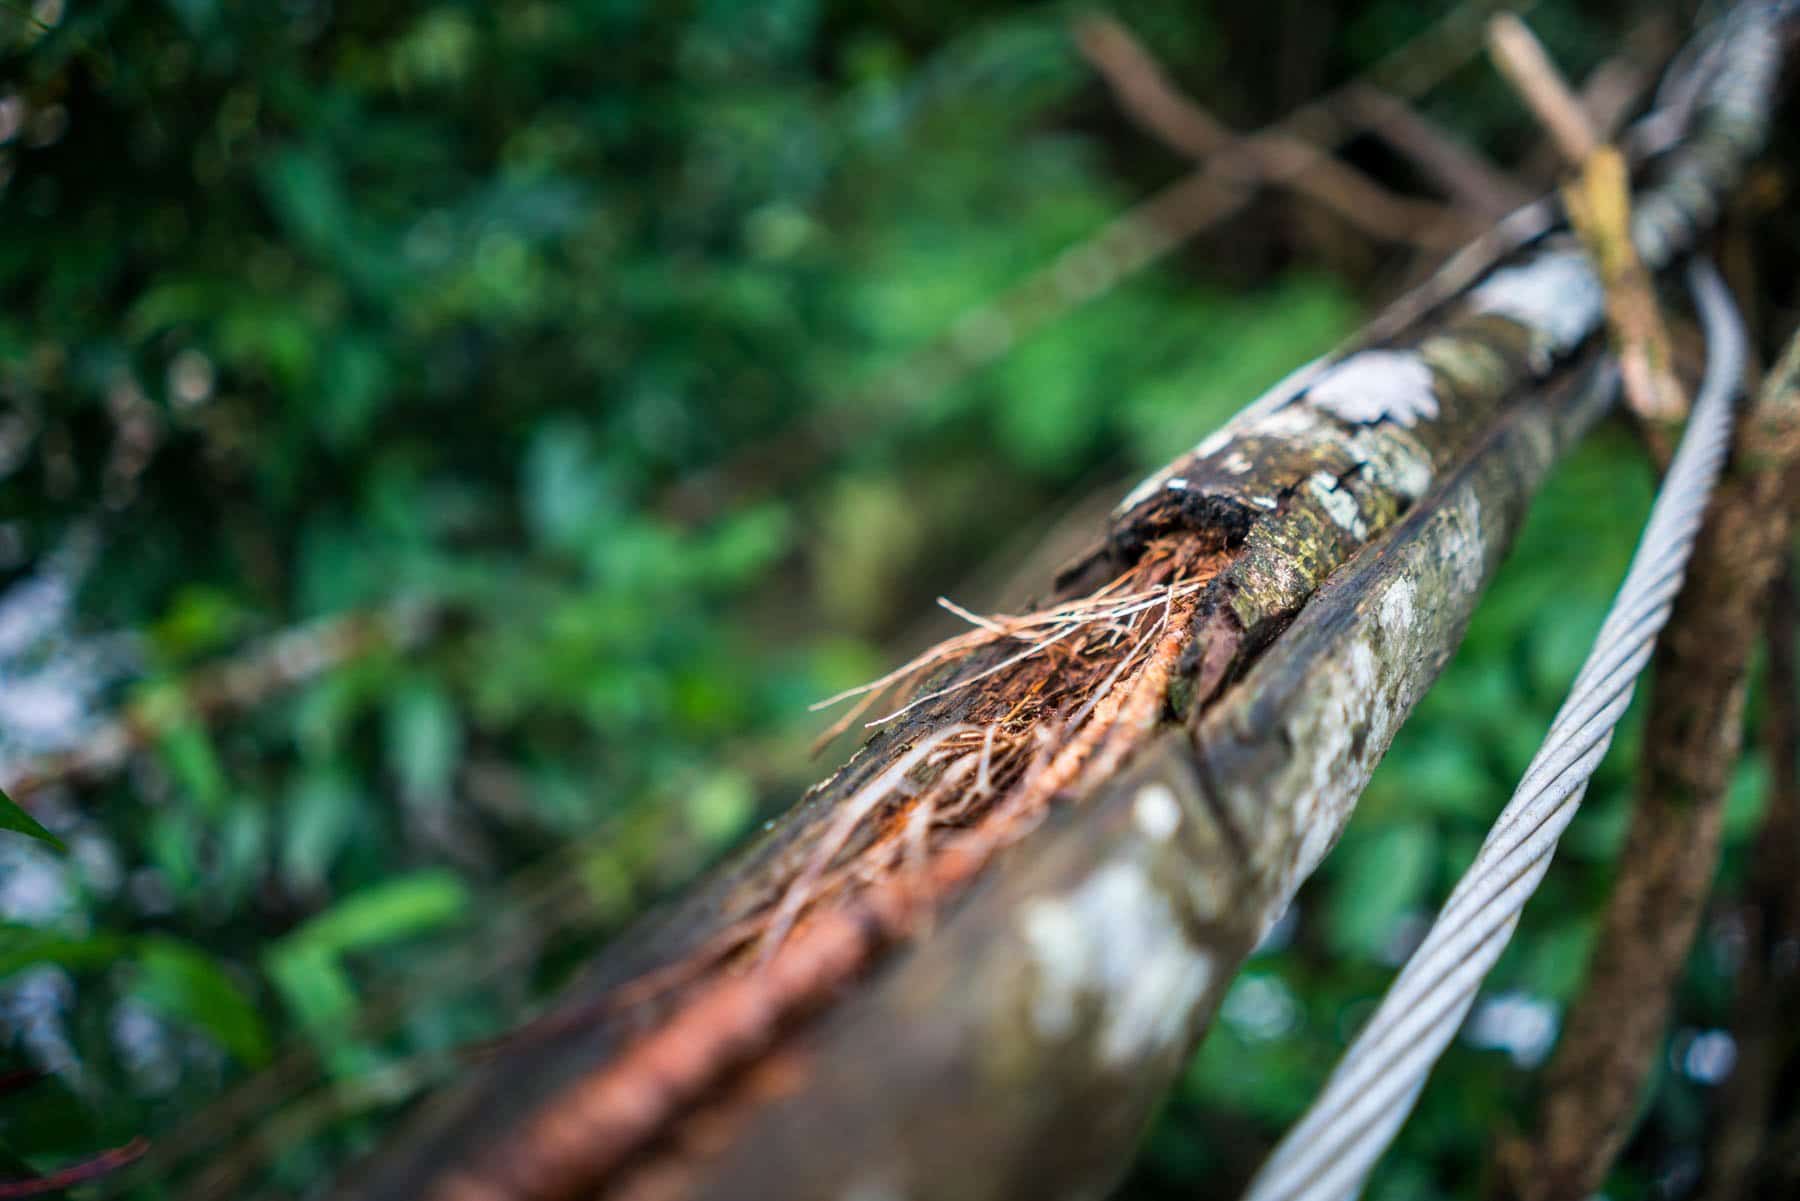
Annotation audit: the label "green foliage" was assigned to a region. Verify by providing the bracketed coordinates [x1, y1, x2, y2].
[0, 788, 62, 851]
[0, 0, 1774, 1198]
[132, 937, 270, 1068]
[265, 872, 467, 1074]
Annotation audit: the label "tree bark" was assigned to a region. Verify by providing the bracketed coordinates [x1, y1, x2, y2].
[332, 10, 1789, 1201]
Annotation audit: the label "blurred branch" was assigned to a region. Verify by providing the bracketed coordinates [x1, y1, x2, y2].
[1497, 323, 1800, 1201]
[1702, 559, 1800, 1201]
[1074, 14, 1479, 250]
[1488, 13, 1599, 162]
[0, 1137, 148, 1199]
[1069, 12, 1228, 162]
[186, 1060, 444, 1201]
[1340, 82, 1534, 217]
[2, 600, 440, 811]
[1489, 13, 1686, 434]
[664, 0, 1528, 523]
[1519, 18, 1675, 186]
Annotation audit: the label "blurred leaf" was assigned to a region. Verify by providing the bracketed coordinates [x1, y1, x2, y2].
[0, 789, 63, 851]
[157, 721, 227, 814]
[318, 336, 392, 447]
[264, 872, 468, 1073]
[1516, 917, 1595, 1001]
[133, 937, 271, 1067]
[386, 681, 462, 807]
[524, 420, 610, 553]
[0, 926, 127, 979]
[260, 147, 350, 261]
[148, 587, 250, 659]
[1724, 754, 1768, 844]
[280, 767, 361, 893]
[683, 769, 755, 847]
[264, 944, 363, 1071]
[274, 871, 468, 959]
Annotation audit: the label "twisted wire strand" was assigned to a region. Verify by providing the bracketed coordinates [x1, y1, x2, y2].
[1241, 257, 1748, 1201]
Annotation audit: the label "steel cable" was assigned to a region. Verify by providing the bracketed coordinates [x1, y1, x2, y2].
[1241, 257, 1748, 1201]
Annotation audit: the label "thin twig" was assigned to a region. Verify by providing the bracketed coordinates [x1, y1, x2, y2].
[1488, 13, 1686, 433]
[2, 599, 440, 809]
[1075, 14, 1478, 250]
[1341, 83, 1534, 217]
[0, 1138, 148, 1199]
[1487, 13, 1598, 162]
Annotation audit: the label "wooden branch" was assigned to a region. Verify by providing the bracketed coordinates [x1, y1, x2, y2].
[1075, 14, 1479, 250]
[1342, 83, 1535, 218]
[1, 600, 439, 809]
[0, 1137, 147, 1199]
[1563, 147, 1689, 428]
[1496, 325, 1800, 1201]
[1072, 14, 1234, 161]
[1488, 13, 1688, 432]
[1488, 13, 1598, 162]
[321, 11, 1789, 1201]
[1702, 559, 1800, 1201]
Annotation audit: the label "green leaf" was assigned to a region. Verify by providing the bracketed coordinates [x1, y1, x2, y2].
[264, 873, 468, 1075]
[157, 720, 227, 814]
[0, 788, 63, 852]
[386, 681, 461, 807]
[264, 944, 371, 1077]
[0, 926, 127, 979]
[281, 768, 361, 893]
[133, 937, 272, 1067]
[274, 870, 468, 959]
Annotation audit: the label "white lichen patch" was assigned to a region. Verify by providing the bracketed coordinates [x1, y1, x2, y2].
[1307, 471, 1367, 539]
[1378, 576, 1415, 634]
[1192, 426, 1235, 462]
[1245, 403, 1326, 442]
[1289, 634, 1383, 878]
[1447, 491, 1486, 592]
[1276, 483, 1490, 892]
[1466, 249, 1604, 367]
[1304, 351, 1440, 427]
[1346, 424, 1434, 501]
[1133, 783, 1183, 842]
[1018, 860, 1213, 1067]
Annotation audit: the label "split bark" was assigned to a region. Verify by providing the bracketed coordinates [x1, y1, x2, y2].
[329, 9, 1790, 1201]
